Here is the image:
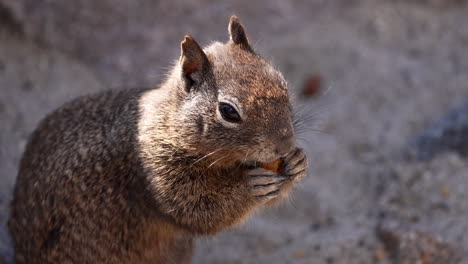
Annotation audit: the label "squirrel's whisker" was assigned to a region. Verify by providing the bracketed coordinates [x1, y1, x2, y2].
[207, 152, 231, 169]
[234, 149, 251, 171]
[190, 148, 225, 166]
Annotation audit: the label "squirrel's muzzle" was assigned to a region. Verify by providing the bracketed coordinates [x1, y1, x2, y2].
[274, 135, 296, 157]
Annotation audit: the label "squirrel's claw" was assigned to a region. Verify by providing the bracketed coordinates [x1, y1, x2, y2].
[283, 147, 308, 181]
[246, 167, 287, 202]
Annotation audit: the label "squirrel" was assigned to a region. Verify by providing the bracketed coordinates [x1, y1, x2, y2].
[8, 16, 308, 264]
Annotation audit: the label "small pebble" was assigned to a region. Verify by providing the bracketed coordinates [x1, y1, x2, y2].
[302, 74, 322, 98]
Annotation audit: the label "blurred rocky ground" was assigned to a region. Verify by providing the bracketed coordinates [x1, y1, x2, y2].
[1, 0, 468, 263]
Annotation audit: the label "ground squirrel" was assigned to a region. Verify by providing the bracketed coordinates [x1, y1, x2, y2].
[8, 16, 308, 263]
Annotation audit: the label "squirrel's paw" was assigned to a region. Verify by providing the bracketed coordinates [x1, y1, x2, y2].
[247, 168, 288, 203]
[282, 147, 308, 182]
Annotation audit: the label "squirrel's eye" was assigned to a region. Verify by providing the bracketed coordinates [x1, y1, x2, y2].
[219, 103, 241, 123]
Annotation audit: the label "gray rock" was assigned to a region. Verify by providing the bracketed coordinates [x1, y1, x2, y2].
[410, 101, 468, 160]
[378, 221, 467, 264]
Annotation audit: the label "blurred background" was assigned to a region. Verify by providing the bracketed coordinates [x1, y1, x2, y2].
[1, 0, 468, 263]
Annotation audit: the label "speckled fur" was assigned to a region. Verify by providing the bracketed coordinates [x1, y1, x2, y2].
[8, 16, 307, 264]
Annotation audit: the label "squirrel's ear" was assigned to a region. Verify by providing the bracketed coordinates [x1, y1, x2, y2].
[228, 15, 252, 51]
[180, 35, 210, 91]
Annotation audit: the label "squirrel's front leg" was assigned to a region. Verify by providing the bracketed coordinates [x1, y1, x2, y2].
[246, 147, 308, 207]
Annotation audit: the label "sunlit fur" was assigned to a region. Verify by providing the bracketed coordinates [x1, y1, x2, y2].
[138, 37, 297, 235]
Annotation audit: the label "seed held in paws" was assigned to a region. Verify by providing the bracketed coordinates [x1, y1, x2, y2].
[258, 159, 283, 174]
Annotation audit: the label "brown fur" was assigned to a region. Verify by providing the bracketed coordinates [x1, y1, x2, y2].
[8, 16, 307, 263]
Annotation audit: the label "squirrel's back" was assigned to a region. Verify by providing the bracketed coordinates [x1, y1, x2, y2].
[9, 88, 192, 263]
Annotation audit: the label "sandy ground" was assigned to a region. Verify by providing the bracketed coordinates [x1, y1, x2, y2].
[1, 0, 468, 263]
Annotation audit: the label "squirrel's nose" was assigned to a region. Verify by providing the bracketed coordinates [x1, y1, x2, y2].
[275, 135, 296, 157]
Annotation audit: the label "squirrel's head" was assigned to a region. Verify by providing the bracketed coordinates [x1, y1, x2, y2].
[167, 16, 295, 167]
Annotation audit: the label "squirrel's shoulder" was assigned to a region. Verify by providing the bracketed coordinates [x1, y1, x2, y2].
[24, 88, 154, 158]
